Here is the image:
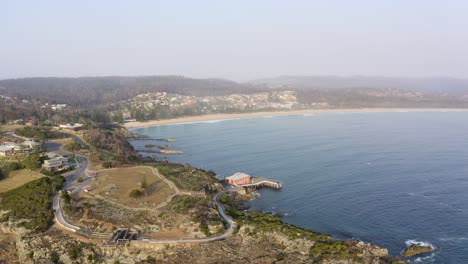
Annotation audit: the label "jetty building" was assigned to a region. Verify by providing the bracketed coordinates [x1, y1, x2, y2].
[225, 172, 283, 190]
[225, 172, 252, 185]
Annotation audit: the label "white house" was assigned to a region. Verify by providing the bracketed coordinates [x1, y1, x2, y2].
[42, 155, 70, 172]
[0, 145, 14, 156]
[59, 122, 84, 131]
[22, 140, 41, 151]
[0, 142, 23, 156]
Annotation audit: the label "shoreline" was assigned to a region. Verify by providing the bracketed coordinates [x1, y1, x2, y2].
[124, 108, 468, 129]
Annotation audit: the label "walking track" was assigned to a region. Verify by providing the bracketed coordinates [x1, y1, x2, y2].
[52, 139, 235, 243]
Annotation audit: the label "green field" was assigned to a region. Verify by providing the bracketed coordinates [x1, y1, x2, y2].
[0, 169, 44, 193]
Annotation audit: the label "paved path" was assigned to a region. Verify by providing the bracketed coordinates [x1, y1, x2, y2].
[52, 143, 90, 232]
[52, 152, 235, 243]
[53, 193, 81, 232]
[137, 191, 235, 243]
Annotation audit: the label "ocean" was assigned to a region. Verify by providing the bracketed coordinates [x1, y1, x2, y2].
[130, 111, 468, 263]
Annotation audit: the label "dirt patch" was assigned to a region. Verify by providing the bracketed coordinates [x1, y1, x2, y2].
[0, 124, 24, 132]
[90, 167, 174, 209]
[144, 229, 187, 239]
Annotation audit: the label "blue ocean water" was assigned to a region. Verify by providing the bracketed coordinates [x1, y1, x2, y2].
[131, 111, 468, 263]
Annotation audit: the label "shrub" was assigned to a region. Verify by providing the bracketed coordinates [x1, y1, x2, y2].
[87, 253, 97, 262]
[129, 189, 143, 198]
[64, 142, 82, 151]
[102, 161, 112, 168]
[50, 251, 60, 263]
[67, 244, 83, 260]
[199, 221, 210, 237]
[21, 154, 42, 170]
[8, 162, 23, 171]
[61, 191, 71, 204]
[40, 168, 56, 176]
[219, 194, 229, 204]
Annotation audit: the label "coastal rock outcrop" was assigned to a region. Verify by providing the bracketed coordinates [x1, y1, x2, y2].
[402, 243, 434, 257]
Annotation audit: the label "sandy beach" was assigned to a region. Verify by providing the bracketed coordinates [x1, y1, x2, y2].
[124, 108, 468, 129]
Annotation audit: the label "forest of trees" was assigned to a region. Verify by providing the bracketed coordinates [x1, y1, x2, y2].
[0, 76, 265, 107]
[0, 176, 65, 232]
[2, 76, 468, 125]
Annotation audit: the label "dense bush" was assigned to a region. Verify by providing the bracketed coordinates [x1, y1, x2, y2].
[67, 243, 83, 260]
[0, 168, 5, 180]
[228, 209, 328, 242]
[310, 240, 364, 261]
[168, 196, 200, 212]
[16, 127, 65, 141]
[0, 176, 65, 232]
[84, 128, 136, 157]
[8, 162, 23, 171]
[63, 141, 82, 152]
[40, 169, 56, 176]
[21, 154, 43, 170]
[155, 163, 219, 192]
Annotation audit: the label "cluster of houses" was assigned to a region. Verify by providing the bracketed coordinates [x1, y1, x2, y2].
[41, 103, 68, 111]
[0, 140, 41, 157]
[7, 119, 84, 131]
[115, 91, 304, 120]
[0, 139, 74, 172]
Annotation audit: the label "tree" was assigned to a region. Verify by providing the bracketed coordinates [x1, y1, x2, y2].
[50, 251, 60, 263]
[140, 176, 148, 197]
[21, 153, 42, 170]
[8, 162, 23, 171]
[102, 161, 112, 168]
[129, 189, 143, 198]
[61, 191, 71, 205]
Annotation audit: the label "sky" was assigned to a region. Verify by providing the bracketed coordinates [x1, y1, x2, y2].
[1, 0, 468, 81]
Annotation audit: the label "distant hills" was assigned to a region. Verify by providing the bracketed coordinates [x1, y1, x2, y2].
[0, 76, 265, 106]
[1, 75, 468, 110]
[252, 76, 468, 96]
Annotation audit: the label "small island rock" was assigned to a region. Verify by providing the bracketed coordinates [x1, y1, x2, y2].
[402, 244, 434, 257]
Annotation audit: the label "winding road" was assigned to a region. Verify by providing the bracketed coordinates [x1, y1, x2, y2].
[137, 192, 235, 244]
[51, 137, 236, 243]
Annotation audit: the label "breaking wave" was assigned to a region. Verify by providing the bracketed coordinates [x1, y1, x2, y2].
[413, 253, 436, 263]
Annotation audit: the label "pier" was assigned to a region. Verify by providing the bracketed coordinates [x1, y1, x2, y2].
[225, 172, 283, 190]
[240, 176, 283, 190]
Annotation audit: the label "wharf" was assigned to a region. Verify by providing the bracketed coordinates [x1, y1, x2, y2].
[240, 176, 283, 189]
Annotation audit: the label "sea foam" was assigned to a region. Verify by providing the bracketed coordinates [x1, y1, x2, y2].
[413, 253, 436, 263]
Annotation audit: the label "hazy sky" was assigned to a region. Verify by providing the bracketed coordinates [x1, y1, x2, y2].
[2, 0, 467, 81]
